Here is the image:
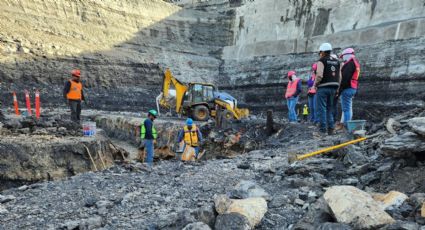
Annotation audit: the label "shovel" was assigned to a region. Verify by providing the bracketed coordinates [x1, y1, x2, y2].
[288, 133, 382, 164]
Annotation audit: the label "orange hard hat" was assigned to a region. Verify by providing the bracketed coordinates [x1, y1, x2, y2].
[71, 69, 81, 77]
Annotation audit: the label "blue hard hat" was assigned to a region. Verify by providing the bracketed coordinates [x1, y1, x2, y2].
[186, 118, 193, 125]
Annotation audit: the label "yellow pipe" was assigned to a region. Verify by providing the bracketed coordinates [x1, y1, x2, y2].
[296, 137, 367, 161]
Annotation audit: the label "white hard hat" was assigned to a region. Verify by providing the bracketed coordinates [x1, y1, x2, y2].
[319, 43, 332, 51]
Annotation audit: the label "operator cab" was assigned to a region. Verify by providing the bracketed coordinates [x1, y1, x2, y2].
[182, 83, 217, 121]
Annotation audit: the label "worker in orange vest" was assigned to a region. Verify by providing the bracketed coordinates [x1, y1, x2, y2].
[285, 71, 302, 122]
[63, 69, 85, 122]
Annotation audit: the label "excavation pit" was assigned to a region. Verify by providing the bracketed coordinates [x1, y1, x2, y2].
[0, 115, 127, 191]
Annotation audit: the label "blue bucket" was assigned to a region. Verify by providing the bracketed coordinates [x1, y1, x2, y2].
[347, 120, 366, 133]
[83, 122, 97, 137]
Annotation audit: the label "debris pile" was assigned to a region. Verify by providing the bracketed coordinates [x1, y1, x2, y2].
[0, 108, 423, 229]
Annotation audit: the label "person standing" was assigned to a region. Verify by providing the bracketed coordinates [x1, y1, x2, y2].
[177, 118, 203, 159]
[285, 71, 302, 123]
[338, 48, 361, 128]
[302, 104, 309, 122]
[313, 43, 341, 135]
[141, 110, 158, 166]
[63, 69, 85, 122]
[307, 63, 318, 123]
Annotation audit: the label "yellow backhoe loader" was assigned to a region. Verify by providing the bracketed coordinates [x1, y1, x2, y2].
[156, 68, 249, 121]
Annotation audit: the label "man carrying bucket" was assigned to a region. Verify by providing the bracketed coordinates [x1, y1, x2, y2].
[177, 118, 203, 160]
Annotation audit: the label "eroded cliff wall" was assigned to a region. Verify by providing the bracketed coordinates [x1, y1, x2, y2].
[220, 0, 425, 119]
[0, 0, 234, 110]
[0, 0, 424, 118]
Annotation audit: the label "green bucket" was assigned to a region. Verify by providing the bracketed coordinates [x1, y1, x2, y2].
[347, 120, 366, 133]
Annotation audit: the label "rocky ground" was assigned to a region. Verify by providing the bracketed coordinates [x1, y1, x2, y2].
[0, 107, 424, 229]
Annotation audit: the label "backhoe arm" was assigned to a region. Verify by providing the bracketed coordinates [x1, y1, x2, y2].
[160, 68, 188, 113]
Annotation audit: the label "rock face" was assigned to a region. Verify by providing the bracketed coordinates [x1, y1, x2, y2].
[220, 0, 425, 117]
[1, 0, 424, 119]
[0, 0, 233, 111]
[324, 186, 395, 229]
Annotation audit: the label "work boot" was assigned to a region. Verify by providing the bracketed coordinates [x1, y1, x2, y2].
[328, 128, 335, 135]
[335, 123, 344, 131]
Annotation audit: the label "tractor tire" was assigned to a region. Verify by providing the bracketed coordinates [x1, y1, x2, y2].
[193, 105, 210, 121]
[222, 109, 234, 121]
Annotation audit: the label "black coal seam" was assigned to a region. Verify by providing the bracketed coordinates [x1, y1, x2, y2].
[219, 77, 425, 90]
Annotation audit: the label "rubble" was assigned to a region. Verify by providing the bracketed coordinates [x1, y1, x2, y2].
[230, 180, 271, 201]
[323, 186, 395, 229]
[381, 132, 425, 158]
[372, 191, 409, 211]
[215, 213, 251, 230]
[408, 117, 425, 137]
[183, 222, 212, 230]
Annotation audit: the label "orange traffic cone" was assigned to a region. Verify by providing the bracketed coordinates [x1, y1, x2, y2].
[35, 90, 40, 119]
[12, 91, 20, 116]
[25, 90, 32, 116]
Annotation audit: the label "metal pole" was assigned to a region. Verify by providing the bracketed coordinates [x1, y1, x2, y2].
[295, 137, 367, 161]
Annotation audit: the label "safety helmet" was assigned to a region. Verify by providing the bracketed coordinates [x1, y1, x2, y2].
[319, 43, 332, 52]
[186, 118, 193, 126]
[71, 69, 81, 77]
[287, 71, 296, 78]
[340, 48, 355, 58]
[148, 109, 158, 117]
[304, 104, 307, 107]
[312, 63, 317, 71]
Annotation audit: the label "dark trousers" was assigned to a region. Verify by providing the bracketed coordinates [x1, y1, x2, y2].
[316, 87, 337, 132]
[69, 100, 81, 122]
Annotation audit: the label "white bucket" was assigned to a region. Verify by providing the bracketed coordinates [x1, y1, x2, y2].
[83, 122, 96, 137]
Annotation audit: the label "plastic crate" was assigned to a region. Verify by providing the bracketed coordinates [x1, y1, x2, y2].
[347, 120, 366, 133]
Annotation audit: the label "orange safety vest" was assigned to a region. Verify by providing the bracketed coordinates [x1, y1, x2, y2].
[67, 80, 83, 100]
[285, 78, 301, 99]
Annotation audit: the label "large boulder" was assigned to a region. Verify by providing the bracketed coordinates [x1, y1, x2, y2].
[230, 180, 271, 200]
[408, 117, 425, 137]
[324, 186, 395, 229]
[214, 195, 267, 228]
[192, 204, 217, 228]
[372, 191, 409, 211]
[214, 195, 233, 214]
[215, 213, 251, 230]
[381, 132, 425, 158]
